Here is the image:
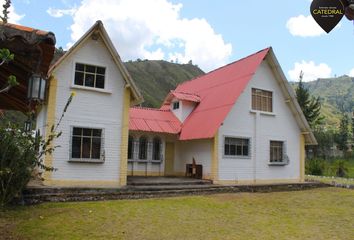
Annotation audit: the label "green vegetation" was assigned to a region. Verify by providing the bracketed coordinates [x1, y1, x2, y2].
[124, 60, 204, 107]
[0, 188, 353, 240]
[306, 158, 354, 178]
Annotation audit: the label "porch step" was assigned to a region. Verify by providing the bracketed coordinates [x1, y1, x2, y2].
[127, 177, 213, 186]
[20, 182, 329, 205]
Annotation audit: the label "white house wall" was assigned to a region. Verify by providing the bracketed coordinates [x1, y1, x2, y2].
[174, 139, 212, 178]
[171, 98, 196, 122]
[50, 37, 125, 182]
[218, 60, 301, 182]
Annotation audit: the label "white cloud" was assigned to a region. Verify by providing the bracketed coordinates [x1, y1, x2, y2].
[286, 15, 327, 37]
[288, 60, 332, 82]
[66, 0, 232, 71]
[47, 7, 76, 18]
[1, 0, 25, 24]
[349, 68, 354, 77]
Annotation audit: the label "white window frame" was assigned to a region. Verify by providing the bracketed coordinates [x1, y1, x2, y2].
[223, 136, 251, 158]
[268, 140, 289, 166]
[69, 126, 105, 163]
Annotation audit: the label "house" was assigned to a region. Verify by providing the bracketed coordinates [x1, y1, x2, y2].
[39, 20, 316, 187]
[128, 48, 317, 184]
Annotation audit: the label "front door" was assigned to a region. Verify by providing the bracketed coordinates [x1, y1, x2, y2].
[164, 142, 175, 176]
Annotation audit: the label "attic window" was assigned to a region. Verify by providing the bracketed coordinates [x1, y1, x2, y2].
[252, 88, 272, 112]
[74, 63, 106, 89]
[172, 101, 180, 110]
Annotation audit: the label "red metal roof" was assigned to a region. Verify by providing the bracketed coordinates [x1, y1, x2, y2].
[129, 48, 269, 139]
[129, 107, 181, 134]
[177, 48, 270, 140]
[170, 91, 201, 102]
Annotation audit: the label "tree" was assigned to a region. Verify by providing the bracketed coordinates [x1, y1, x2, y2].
[0, 0, 11, 23]
[336, 113, 349, 151]
[295, 71, 323, 129]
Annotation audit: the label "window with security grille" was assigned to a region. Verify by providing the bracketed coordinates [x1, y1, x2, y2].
[224, 137, 250, 157]
[71, 127, 102, 160]
[270, 141, 284, 163]
[128, 135, 134, 159]
[152, 137, 161, 160]
[74, 63, 106, 89]
[252, 88, 272, 112]
[139, 136, 148, 160]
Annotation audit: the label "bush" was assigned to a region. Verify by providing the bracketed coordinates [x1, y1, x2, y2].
[305, 158, 326, 176]
[331, 160, 349, 178]
[0, 125, 57, 207]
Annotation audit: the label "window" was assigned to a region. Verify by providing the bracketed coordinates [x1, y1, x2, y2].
[139, 136, 148, 160]
[224, 137, 250, 157]
[71, 127, 102, 160]
[128, 135, 134, 159]
[74, 63, 106, 89]
[252, 88, 272, 112]
[152, 137, 161, 160]
[270, 141, 284, 163]
[172, 101, 179, 110]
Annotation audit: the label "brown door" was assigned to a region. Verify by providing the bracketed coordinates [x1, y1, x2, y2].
[164, 142, 175, 176]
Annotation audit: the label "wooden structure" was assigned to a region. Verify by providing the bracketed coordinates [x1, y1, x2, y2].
[0, 22, 56, 112]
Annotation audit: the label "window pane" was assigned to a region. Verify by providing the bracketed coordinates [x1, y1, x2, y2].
[95, 75, 105, 89]
[73, 127, 82, 136]
[75, 63, 84, 71]
[230, 145, 236, 155]
[83, 128, 92, 136]
[84, 74, 95, 87]
[86, 65, 96, 73]
[74, 72, 84, 86]
[128, 136, 134, 159]
[92, 129, 102, 137]
[72, 136, 81, 158]
[224, 144, 230, 155]
[82, 137, 91, 158]
[97, 67, 105, 75]
[236, 145, 242, 155]
[91, 138, 101, 159]
[243, 146, 248, 156]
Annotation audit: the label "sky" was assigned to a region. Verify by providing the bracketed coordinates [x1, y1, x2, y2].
[4, 0, 354, 82]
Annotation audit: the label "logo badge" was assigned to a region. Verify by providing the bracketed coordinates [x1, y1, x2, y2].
[311, 0, 345, 33]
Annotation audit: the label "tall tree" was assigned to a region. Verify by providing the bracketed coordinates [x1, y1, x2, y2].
[295, 71, 323, 129]
[0, 0, 11, 23]
[336, 113, 349, 151]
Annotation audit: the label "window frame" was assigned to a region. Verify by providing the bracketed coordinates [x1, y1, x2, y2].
[269, 140, 289, 166]
[73, 62, 106, 90]
[223, 136, 251, 158]
[69, 126, 104, 163]
[251, 88, 273, 113]
[138, 136, 148, 160]
[152, 137, 162, 161]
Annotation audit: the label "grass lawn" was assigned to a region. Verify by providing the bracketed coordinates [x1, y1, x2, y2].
[1, 188, 353, 240]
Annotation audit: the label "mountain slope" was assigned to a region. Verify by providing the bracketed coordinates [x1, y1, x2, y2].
[124, 60, 204, 108]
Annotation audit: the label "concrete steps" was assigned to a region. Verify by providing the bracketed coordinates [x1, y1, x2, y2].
[21, 182, 329, 205]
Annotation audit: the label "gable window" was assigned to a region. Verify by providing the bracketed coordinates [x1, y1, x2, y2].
[71, 127, 103, 161]
[270, 141, 286, 163]
[74, 63, 106, 89]
[252, 88, 272, 112]
[224, 137, 250, 157]
[152, 137, 161, 161]
[172, 101, 180, 110]
[128, 135, 134, 159]
[139, 136, 148, 160]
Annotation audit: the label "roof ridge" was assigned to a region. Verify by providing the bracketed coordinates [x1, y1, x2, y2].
[178, 47, 270, 88]
[131, 106, 170, 112]
[172, 90, 201, 98]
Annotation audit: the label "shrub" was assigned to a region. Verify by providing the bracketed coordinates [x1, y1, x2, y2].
[331, 160, 349, 178]
[305, 158, 326, 176]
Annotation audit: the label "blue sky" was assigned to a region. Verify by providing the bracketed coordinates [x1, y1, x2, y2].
[6, 0, 354, 81]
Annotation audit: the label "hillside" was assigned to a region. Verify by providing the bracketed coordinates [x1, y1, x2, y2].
[124, 60, 204, 107]
[291, 75, 354, 127]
